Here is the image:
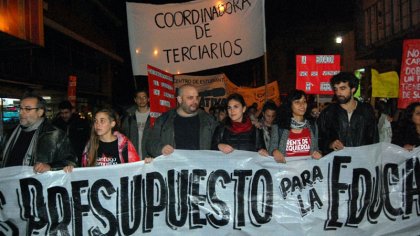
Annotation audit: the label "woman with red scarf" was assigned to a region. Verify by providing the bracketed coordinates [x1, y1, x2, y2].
[211, 93, 268, 156]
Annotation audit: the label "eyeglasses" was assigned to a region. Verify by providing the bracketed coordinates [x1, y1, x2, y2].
[18, 106, 40, 112]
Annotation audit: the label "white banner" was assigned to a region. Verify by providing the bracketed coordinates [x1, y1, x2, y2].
[126, 0, 266, 76]
[1, 143, 420, 235]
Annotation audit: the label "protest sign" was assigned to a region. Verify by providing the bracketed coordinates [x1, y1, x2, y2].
[296, 55, 340, 95]
[67, 75, 77, 108]
[371, 69, 399, 98]
[175, 74, 227, 111]
[174, 74, 280, 111]
[127, 0, 266, 75]
[147, 65, 176, 126]
[1, 143, 419, 235]
[398, 39, 420, 109]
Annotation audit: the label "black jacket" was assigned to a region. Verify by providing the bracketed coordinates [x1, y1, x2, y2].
[52, 113, 90, 163]
[146, 109, 218, 158]
[120, 105, 152, 158]
[211, 124, 266, 152]
[1, 119, 77, 169]
[317, 101, 379, 154]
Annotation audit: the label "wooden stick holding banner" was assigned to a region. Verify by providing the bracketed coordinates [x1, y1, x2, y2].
[264, 52, 269, 103]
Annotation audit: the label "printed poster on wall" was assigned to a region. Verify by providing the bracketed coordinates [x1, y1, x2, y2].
[147, 65, 176, 126]
[398, 39, 420, 109]
[296, 55, 340, 94]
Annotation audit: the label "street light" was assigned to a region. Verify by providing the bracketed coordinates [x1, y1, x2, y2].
[335, 36, 343, 44]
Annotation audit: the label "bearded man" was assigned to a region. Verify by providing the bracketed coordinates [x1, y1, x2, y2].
[1, 93, 76, 172]
[317, 72, 379, 154]
[146, 84, 218, 157]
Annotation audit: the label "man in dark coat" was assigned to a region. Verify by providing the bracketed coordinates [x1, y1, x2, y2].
[52, 100, 90, 165]
[318, 72, 379, 154]
[1, 93, 76, 172]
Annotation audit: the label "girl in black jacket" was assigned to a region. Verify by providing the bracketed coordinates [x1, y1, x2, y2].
[211, 93, 268, 156]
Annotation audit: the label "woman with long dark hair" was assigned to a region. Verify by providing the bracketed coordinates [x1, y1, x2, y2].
[392, 102, 420, 151]
[81, 108, 140, 167]
[269, 90, 322, 163]
[211, 93, 268, 155]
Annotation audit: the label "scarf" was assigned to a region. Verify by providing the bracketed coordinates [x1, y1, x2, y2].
[229, 117, 253, 134]
[1, 118, 44, 167]
[291, 118, 308, 129]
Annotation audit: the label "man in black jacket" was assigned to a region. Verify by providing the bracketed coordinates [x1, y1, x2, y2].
[52, 100, 90, 165]
[318, 72, 379, 154]
[146, 84, 218, 157]
[1, 93, 76, 172]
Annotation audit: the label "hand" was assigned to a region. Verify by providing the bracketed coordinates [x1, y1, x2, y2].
[63, 165, 74, 173]
[329, 140, 344, 151]
[311, 151, 322, 159]
[218, 144, 234, 154]
[254, 121, 263, 129]
[33, 163, 51, 173]
[144, 157, 154, 163]
[161, 145, 174, 156]
[272, 149, 286, 163]
[403, 144, 415, 151]
[258, 149, 269, 157]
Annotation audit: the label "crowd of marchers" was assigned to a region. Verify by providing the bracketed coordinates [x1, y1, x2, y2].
[0, 72, 419, 172]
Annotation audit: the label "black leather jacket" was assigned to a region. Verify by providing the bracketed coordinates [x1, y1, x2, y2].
[317, 101, 379, 154]
[52, 113, 90, 163]
[1, 119, 77, 169]
[211, 124, 266, 152]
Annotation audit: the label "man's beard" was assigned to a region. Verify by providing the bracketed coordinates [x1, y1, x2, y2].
[181, 104, 198, 114]
[337, 94, 352, 104]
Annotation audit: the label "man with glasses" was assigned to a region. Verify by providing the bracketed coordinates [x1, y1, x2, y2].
[0, 92, 76, 172]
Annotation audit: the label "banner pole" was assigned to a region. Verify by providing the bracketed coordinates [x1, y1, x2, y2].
[264, 52, 268, 102]
[317, 94, 320, 109]
[133, 75, 138, 91]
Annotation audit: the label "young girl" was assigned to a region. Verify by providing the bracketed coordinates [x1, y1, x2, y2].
[269, 90, 322, 163]
[81, 108, 140, 167]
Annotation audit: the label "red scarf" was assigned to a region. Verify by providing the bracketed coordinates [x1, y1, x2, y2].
[229, 117, 253, 134]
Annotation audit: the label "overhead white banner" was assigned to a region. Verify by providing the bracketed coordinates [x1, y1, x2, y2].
[126, 0, 266, 75]
[1, 143, 420, 235]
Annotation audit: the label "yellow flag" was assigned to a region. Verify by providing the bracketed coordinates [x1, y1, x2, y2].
[371, 69, 399, 98]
